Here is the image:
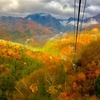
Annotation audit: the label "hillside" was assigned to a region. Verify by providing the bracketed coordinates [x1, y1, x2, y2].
[0, 13, 100, 46]
[0, 16, 56, 46]
[0, 27, 100, 100]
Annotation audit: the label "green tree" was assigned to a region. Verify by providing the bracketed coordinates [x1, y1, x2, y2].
[95, 74, 100, 98]
[0, 90, 7, 100]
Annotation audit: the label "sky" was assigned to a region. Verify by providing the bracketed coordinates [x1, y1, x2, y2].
[0, 0, 100, 19]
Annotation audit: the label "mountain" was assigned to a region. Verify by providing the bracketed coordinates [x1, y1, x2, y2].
[93, 13, 100, 22]
[81, 13, 100, 27]
[0, 16, 56, 45]
[82, 18, 98, 28]
[0, 16, 53, 35]
[0, 12, 100, 45]
[58, 17, 78, 32]
[25, 13, 64, 31]
[25, 13, 77, 32]
[59, 13, 100, 29]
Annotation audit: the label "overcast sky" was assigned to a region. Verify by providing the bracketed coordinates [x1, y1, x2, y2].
[0, 0, 100, 19]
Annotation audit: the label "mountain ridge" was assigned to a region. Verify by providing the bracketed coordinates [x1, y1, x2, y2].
[1, 12, 100, 32]
[25, 12, 63, 31]
[0, 12, 100, 45]
[25, 12, 100, 31]
[0, 16, 57, 46]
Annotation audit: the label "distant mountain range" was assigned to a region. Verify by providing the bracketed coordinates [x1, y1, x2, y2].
[58, 13, 100, 29]
[0, 16, 54, 35]
[25, 12, 100, 31]
[25, 13, 63, 31]
[0, 12, 100, 45]
[0, 16, 57, 45]
[0, 12, 100, 33]
[84, 13, 100, 22]
[25, 13, 75, 32]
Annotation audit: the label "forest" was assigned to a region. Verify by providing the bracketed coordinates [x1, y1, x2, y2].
[0, 27, 100, 100]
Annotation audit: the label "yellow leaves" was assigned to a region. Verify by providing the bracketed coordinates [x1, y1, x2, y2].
[47, 86, 57, 95]
[30, 83, 38, 93]
[47, 85, 62, 95]
[26, 51, 60, 67]
[0, 39, 22, 60]
[78, 34, 93, 46]
[56, 33, 100, 59]
[7, 49, 14, 55]
[57, 85, 62, 89]
[91, 28, 99, 34]
[25, 51, 33, 57]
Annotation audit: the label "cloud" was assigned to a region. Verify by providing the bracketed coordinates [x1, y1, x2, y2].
[0, 0, 99, 18]
[86, 5, 100, 13]
[83, 0, 100, 17]
[0, 0, 19, 11]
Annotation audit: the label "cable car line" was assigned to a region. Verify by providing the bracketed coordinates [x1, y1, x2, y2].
[74, 0, 76, 36]
[80, 0, 87, 32]
[75, 0, 82, 54]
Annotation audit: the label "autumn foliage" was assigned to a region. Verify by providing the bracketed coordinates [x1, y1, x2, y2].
[0, 27, 100, 100]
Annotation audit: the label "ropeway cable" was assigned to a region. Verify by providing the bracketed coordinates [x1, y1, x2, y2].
[75, 0, 82, 54]
[79, 0, 87, 32]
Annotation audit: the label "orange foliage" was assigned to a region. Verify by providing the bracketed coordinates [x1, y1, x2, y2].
[95, 70, 100, 77]
[60, 46, 74, 56]
[58, 92, 73, 100]
[77, 72, 86, 81]
[78, 34, 93, 46]
[72, 82, 78, 91]
[88, 95, 99, 100]
[25, 50, 60, 67]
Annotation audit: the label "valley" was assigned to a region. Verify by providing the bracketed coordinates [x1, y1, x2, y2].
[0, 11, 100, 100]
[0, 26, 100, 99]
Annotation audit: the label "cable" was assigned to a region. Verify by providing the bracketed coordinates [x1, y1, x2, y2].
[75, 0, 82, 54]
[74, 0, 76, 36]
[73, 0, 76, 61]
[80, 0, 87, 32]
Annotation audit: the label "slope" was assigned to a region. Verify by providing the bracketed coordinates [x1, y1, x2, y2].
[0, 16, 55, 46]
[0, 27, 100, 100]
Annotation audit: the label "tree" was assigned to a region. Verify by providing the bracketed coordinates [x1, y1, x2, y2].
[95, 74, 100, 98]
[0, 90, 7, 100]
[80, 40, 100, 66]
